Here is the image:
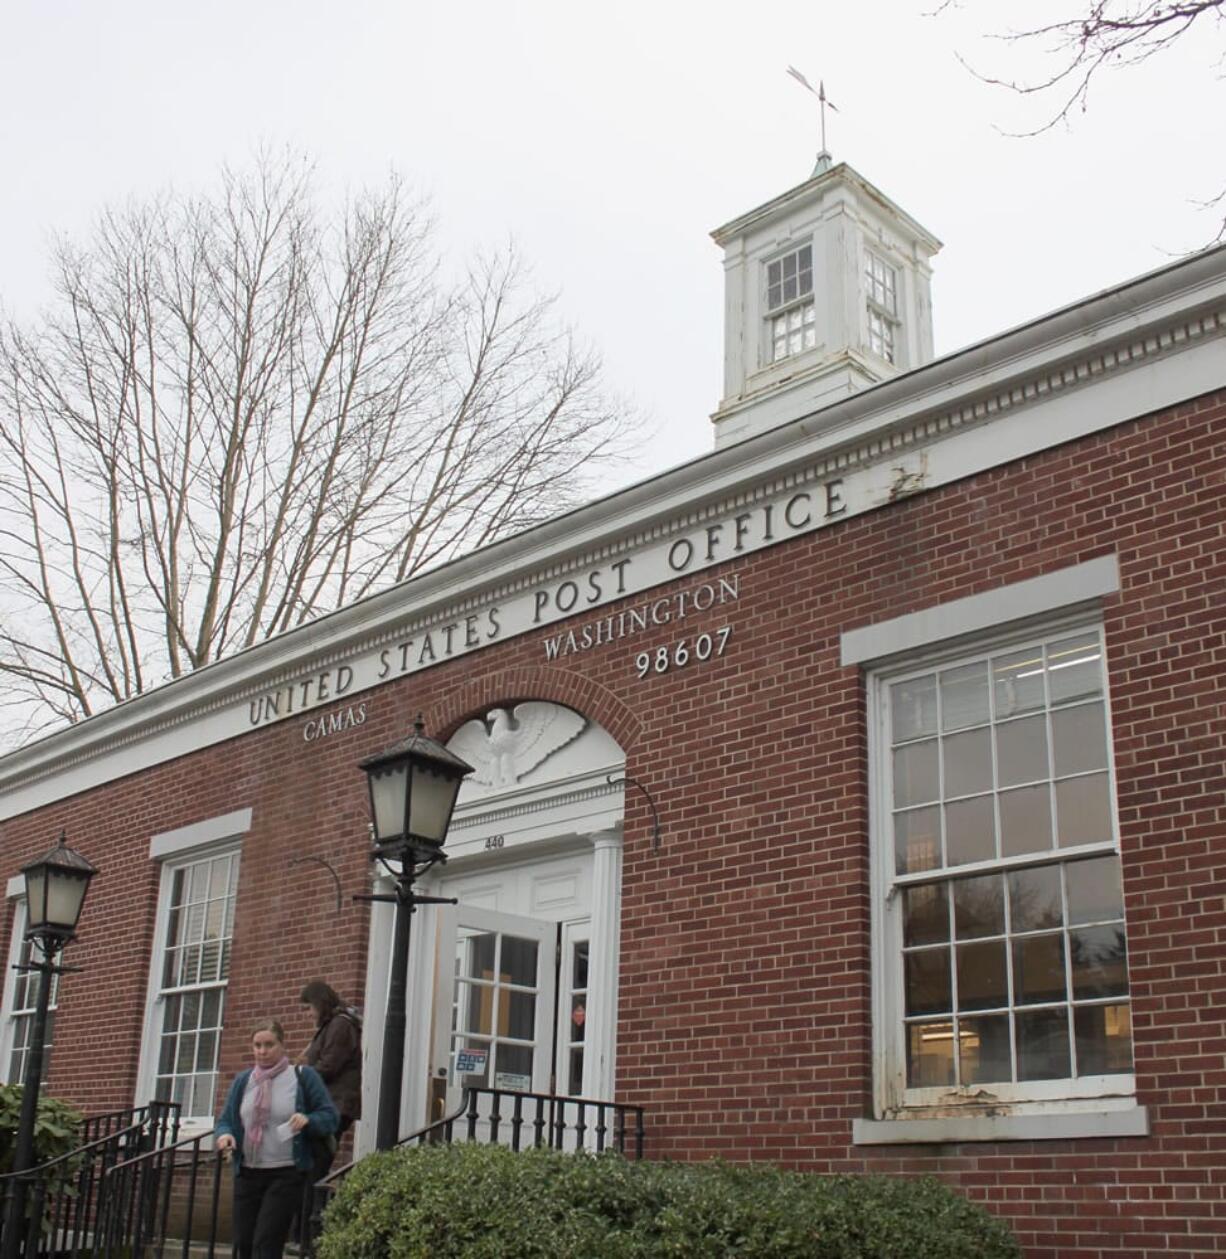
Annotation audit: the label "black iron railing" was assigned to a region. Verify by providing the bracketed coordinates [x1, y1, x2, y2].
[446, 1087, 645, 1158]
[79, 1105, 156, 1146]
[321, 1086, 646, 1199]
[95, 1128, 324, 1259]
[95, 1127, 230, 1259]
[1, 1088, 643, 1256]
[0, 1100, 179, 1258]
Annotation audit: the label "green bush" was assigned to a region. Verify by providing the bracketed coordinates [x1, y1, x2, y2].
[0, 1084, 85, 1238]
[0, 1084, 84, 1173]
[318, 1142, 1021, 1259]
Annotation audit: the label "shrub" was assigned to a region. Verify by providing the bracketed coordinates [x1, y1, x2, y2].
[0, 1084, 85, 1238]
[318, 1142, 1022, 1259]
[0, 1084, 84, 1173]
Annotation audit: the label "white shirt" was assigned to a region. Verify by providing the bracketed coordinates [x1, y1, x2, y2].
[239, 1068, 298, 1168]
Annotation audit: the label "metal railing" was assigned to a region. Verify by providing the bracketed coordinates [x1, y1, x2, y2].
[321, 1086, 646, 1198]
[79, 1106, 157, 1146]
[94, 1128, 231, 1259]
[0, 1100, 179, 1258]
[446, 1087, 645, 1158]
[2, 1087, 643, 1256]
[94, 1128, 323, 1259]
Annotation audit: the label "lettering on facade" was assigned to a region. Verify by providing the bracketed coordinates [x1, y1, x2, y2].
[542, 576, 740, 661]
[245, 474, 845, 730]
[634, 627, 732, 679]
[301, 701, 368, 743]
[250, 666, 355, 726]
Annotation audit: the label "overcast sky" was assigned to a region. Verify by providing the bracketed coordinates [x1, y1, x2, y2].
[1, 0, 1221, 486]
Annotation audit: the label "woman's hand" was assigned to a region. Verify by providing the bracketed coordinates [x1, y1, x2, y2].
[289, 1112, 309, 1133]
[216, 1133, 236, 1153]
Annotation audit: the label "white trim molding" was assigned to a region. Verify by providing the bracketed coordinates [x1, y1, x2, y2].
[6, 876, 24, 900]
[840, 554, 1120, 666]
[149, 809, 253, 861]
[853, 1105, 1149, 1145]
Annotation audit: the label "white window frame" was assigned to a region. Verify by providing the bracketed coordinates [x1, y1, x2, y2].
[864, 249, 900, 365]
[0, 890, 60, 1086]
[136, 809, 251, 1134]
[764, 241, 816, 364]
[558, 921, 591, 1097]
[843, 557, 1148, 1144]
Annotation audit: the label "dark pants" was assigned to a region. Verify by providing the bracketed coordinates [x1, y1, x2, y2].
[304, 1114, 354, 1240]
[233, 1165, 308, 1259]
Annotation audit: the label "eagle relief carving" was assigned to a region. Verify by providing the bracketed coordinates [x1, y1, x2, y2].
[449, 703, 587, 788]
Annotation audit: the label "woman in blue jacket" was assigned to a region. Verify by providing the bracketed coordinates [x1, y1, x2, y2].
[215, 1019, 338, 1259]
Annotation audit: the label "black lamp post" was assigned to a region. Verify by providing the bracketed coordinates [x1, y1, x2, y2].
[358, 717, 473, 1151]
[1, 834, 96, 1259]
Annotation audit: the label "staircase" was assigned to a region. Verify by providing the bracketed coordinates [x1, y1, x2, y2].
[0, 1088, 644, 1257]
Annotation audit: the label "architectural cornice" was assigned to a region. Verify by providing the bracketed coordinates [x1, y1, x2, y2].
[710, 161, 942, 252]
[1, 245, 1224, 814]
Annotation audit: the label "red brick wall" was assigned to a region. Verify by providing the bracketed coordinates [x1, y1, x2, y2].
[1, 387, 1223, 1258]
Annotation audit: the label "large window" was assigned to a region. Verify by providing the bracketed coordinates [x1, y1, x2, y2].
[2, 902, 59, 1084]
[149, 850, 239, 1120]
[872, 625, 1133, 1116]
[766, 243, 816, 363]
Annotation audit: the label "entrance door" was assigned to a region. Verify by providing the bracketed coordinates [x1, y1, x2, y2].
[432, 905, 558, 1126]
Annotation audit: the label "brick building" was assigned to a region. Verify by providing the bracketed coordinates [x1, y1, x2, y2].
[1, 158, 1224, 1258]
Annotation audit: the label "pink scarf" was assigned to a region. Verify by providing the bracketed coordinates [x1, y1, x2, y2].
[245, 1055, 291, 1155]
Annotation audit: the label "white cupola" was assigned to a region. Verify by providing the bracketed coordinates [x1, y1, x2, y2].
[710, 156, 941, 448]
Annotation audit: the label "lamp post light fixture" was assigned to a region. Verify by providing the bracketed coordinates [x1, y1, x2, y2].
[359, 717, 473, 1151]
[1, 833, 97, 1259]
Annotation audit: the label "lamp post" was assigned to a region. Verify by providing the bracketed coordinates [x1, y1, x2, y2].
[1, 834, 96, 1259]
[358, 717, 473, 1151]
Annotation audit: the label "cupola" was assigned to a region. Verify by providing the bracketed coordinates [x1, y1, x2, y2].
[710, 156, 941, 448]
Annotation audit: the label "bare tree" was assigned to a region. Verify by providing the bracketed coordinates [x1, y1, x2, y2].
[0, 155, 636, 743]
[937, 1, 1226, 234]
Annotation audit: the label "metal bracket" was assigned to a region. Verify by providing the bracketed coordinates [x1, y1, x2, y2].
[288, 855, 343, 915]
[607, 774, 662, 852]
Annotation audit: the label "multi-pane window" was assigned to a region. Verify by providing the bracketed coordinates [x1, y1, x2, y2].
[766, 244, 816, 362]
[881, 628, 1132, 1105]
[868, 309, 895, 363]
[865, 251, 897, 314]
[4, 904, 59, 1084]
[152, 851, 239, 1119]
[865, 251, 898, 364]
[451, 928, 540, 1091]
[563, 938, 589, 1095]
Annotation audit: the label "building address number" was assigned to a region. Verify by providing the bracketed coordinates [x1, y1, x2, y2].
[635, 627, 732, 678]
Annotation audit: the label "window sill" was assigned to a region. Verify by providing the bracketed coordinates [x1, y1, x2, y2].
[852, 1105, 1148, 1145]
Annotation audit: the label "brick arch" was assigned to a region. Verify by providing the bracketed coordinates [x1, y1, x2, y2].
[427, 665, 641, 752]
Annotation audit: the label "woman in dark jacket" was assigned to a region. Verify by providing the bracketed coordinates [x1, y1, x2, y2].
[299, 980, 362, 1136]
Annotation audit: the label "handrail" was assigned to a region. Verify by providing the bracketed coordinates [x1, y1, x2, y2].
[100, 1125, 221, 1181]
[0, 1102, 179, 1259]
[0, 1120, 145, 1183]
[96, 1127, 230, 1259]
[320, 1085, 646, 1197]
[81, 1105, 151, 1142]
[318, 1092, 473, 1192]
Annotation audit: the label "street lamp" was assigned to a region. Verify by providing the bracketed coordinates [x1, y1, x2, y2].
[359, 717, 473, 1150]
[1, 834, 96, 1259]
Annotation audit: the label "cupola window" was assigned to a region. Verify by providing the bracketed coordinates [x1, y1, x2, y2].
[766, 243, 816, 362]
[865, 250, 899, 364]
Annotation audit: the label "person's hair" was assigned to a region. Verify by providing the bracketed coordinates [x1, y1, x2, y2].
[300, 980, 341, 1020]
[250, 1020, 285, 1044]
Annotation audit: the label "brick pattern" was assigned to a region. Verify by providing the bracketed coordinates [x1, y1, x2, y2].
[1, 389, 1223, 1258]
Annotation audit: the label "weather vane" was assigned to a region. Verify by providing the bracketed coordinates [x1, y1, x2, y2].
[787, 66, 838, 171]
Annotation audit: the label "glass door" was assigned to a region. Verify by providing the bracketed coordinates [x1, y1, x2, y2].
[433, 905, 557, 1127]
